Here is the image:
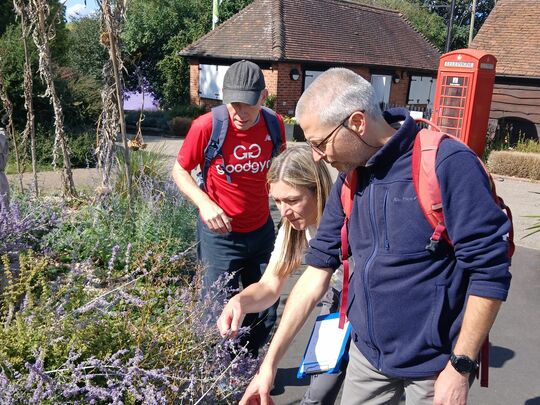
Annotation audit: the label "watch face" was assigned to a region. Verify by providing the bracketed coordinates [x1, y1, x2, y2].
[452, 354, 477, 373]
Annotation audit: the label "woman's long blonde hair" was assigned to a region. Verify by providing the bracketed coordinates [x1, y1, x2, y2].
[267, 145, 333, 278]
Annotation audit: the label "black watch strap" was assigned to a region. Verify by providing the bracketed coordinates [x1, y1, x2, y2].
[450, 352, 478, 374]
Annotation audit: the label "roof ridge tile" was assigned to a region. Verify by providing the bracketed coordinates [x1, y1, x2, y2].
[271, 0, 285, 60]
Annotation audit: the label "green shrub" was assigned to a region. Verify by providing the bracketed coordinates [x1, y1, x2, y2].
[484, 127, 540, 157]
[0, 249, 257, 403]
[487, 151, 540, 181]
[124, 110, 169, 131]
[513, 139, 540, 153]
[264, 94, 276, 109]
[167, 104, 205, 119]
[0, 183, 255, 402]
[113, 146, 169, 197]
[168, 116, 193, 137]
[68, 131, 96, 168]
[6, 126, 97, 172]
[282, 115, 297, 125]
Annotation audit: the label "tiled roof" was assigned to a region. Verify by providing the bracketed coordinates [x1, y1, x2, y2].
[180, 0, 440, 71]
[470, 0, 540, 78]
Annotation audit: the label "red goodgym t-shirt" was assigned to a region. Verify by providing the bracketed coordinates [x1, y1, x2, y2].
[177, 110, 285, 233]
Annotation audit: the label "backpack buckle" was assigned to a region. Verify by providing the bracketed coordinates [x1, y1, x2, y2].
[425, 236, 449, 255]
[425, 238, 440, 253]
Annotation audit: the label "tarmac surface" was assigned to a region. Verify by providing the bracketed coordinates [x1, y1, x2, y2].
[7, 135, 540, 404]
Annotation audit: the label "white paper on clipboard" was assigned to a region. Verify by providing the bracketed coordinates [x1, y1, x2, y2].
[297, 312, 351, 378]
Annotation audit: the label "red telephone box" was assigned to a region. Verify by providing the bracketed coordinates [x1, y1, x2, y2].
[431, 49, 497, 157]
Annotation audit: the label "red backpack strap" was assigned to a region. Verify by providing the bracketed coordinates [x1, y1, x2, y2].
[478, 337, 490, 387]
[412, 128, 452, 252]
[338, 170, 357, 329]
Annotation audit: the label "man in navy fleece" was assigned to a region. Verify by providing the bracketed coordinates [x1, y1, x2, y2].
[239, 68, 511, 405]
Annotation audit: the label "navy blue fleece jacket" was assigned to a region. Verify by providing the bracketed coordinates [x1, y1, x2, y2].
[305, 108, 512, 378]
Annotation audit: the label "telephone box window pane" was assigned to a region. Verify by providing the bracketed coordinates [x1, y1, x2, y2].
[442, 107, 464, 118]
[441, 117, 460, 128]
[445, 76, 465, 86]
[441, 96, 464, 107]
[444, 86, 467, 98]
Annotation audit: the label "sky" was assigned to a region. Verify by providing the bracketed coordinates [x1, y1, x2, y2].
[63, 0, 99, 21]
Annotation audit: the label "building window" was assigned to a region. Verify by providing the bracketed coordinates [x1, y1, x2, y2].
[371, 74, 392, 106]
[408, 75, 436, 106]
[304, 70, 326, 90]
[199, 64, 229, 100]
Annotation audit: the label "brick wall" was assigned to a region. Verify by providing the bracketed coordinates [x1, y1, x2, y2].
[389, 70, 410, 105]
[274, 62, 304, 116]
[262, 65, 279, 100]
[350, 67, 410, 106]
[189, 60, 200, 106]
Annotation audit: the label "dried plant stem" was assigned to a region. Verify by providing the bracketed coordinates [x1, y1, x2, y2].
[194, 345, 248, 405]
[13, 0, 38, 196]
[28, 0, 76, 198]
[100, 0, 132, 205]
[0, 62, 24, 192]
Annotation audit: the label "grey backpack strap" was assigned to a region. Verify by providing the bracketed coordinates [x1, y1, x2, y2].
[261, 106, 283, 157]
[200, 105, 231, 189]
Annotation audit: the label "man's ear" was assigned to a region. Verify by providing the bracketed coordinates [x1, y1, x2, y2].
[259, 89, 269, 105]
[349, 111, 366, 133]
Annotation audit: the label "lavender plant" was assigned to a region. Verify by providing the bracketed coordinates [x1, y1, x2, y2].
[0, 159, 258, 403]
[0, 247, 258, 403]
[41, 176, 196, 266]
[0, 197, 61, 254]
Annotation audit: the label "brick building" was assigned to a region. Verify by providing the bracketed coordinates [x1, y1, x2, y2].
[470, 0, 540, 141]
[180, 0, 440, 116]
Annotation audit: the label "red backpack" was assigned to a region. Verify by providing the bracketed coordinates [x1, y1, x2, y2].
[338, 118, 515, 387]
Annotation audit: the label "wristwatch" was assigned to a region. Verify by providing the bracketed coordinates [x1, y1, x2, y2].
[450, 352, 478, 374]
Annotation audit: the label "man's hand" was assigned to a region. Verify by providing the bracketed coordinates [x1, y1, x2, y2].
[171, 161, 232, 233]
[217, 296, 244, 338]
[239, 365, 276, 405]
[433, 363, 470, 405]
[199, 199, 232, 234]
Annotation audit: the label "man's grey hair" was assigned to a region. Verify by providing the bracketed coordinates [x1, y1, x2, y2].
[295, 68, 383, 127]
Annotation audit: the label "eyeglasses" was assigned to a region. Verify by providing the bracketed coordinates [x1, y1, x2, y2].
[306, 115, 350, 156]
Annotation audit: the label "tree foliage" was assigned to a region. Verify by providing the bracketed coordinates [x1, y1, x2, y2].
[0, 0, 16, 37]
[415, 0, 495, 49]
[0, 0, 72, 128]
[122, 0, 252, 108]
[360, 0, 447, 50]
[0, 0, 99, 175]
[65, 15, 107, 81]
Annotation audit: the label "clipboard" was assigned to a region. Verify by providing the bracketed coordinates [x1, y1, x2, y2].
[297, 312, 351, 378]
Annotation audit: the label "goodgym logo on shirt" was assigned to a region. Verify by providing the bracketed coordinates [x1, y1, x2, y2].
[233, 144, 261, 160]
[215, 143, 272, 175]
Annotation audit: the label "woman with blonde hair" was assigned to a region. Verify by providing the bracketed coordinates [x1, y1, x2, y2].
[218, 145, 346, 404]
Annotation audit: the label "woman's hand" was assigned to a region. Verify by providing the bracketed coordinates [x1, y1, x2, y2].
[217, 296, 245, 338]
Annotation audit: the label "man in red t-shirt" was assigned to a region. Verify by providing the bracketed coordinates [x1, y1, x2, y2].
[172, 60, 286, 356]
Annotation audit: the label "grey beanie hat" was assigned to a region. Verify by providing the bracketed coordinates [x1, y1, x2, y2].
[222, 60, 265, 105]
